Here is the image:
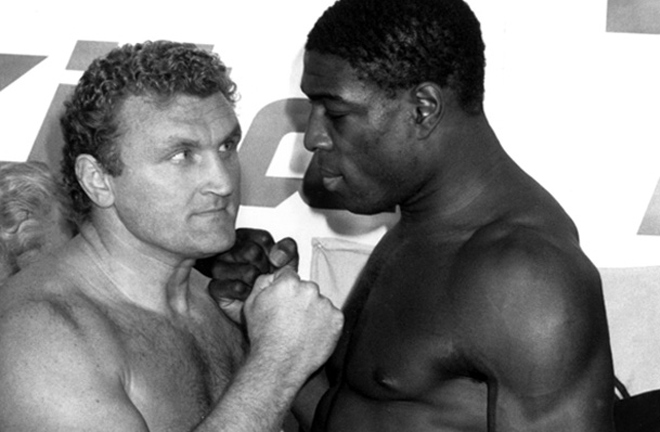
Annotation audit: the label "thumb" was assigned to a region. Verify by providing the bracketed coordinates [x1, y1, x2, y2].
[216, 298, 244, 325]
[251, 272, 276, 297]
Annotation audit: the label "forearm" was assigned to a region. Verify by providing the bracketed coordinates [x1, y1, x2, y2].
[193, 352, 307, 432]
[194, 268, 342, 432]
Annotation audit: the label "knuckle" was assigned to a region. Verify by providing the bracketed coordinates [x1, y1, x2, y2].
[244, 265, 261, 282]
[210, 263, 232, 279]
[243, 242, 266, 261]
[242, 228, 275, 245]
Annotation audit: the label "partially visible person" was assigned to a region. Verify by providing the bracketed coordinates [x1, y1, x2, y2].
[0, 161, 78, 285]
[295, 0, 615, 430]
[0, 40, 343, 432]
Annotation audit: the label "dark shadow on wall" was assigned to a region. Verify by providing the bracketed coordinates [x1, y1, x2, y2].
[639, 177, 660, 235]
[239, 98, 310, 208]
[27, 40, 121, 176]
[27, 83, 74, 175]
[0, 54, 46, 92]
[605, 1, 660, 236]
[607, 0, 660, 34]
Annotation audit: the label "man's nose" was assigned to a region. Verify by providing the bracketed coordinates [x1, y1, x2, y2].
[304, 109, 333, 152]
[202, 154, 237, 196]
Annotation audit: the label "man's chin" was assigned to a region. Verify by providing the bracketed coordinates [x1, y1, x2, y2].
[343, 199, 396, 215]
[194, 232, 236, 257]
[192, 242, 233, 278]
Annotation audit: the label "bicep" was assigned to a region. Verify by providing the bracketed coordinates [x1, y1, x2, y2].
[473, 267, 613, 430]
[486, 316, 613, 430]
[0, 305, 149, 432]
[455, 228, 614, 430]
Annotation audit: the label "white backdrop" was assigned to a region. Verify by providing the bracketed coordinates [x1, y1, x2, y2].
[1, 0, 660, 279]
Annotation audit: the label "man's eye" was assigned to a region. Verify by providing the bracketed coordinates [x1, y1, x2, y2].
[171, 149, 193, 162]
[325, 107, 348, 120]
[219, 140, 238, 152]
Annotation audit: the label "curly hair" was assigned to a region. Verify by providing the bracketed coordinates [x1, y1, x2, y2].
[59, 40, 238, 220]
[0, 161, 78, 281]
[306, 0, 485, 114]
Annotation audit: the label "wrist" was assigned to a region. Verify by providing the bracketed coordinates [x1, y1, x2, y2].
[246, 342, 311, 393]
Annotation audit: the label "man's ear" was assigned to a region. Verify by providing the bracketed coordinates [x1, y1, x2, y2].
[75, 154, 115, 209]
[413, 82, 443, 138]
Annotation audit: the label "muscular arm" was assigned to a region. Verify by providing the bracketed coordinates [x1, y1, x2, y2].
[458, 233, 615, 431]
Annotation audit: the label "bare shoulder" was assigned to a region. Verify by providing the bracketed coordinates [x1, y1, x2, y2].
[0, 255, 117, 338]
[456, 216, 601, 297]
[0, 288, 120, 378]
[452, 218, 608, 380]
[0, 262, 142, 430]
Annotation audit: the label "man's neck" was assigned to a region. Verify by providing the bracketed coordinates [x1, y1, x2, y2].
[76, 221, 199, 316]
[398, 114, 520, 229]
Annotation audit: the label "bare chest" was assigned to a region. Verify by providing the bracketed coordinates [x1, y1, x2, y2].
[111, 308, 246, 430]
[329, 233, 485, 403]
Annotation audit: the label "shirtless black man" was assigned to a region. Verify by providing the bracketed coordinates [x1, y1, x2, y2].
[298, 0, 614, 430]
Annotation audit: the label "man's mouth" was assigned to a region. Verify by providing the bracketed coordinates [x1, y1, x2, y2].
[319, 166, 343, 192]
[322, 174, 343, 191]
[193, 205, 232, 219]
[197, 207, 225, 215]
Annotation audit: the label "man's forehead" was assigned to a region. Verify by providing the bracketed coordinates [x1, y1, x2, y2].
[301, 52, 395, 108]
[114, 93, 240, 152]
[121, 92, 233, 115]
[302, 51, 357, 85]
[301, 51, 362, 95]
[117, 93, 237, 130]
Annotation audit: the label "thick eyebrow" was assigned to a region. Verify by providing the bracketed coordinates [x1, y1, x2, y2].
[302, 91, 361, 112]
[300, 80, 345, 103]
[157, 137, 202, 156]
[222, 124, 242, 143]
[157, 123, 242, 154]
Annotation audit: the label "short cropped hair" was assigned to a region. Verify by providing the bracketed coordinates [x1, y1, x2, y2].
[60, 40, 238, 220]
[0, 161, 78, 280]
[306, 0, 486, 114]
